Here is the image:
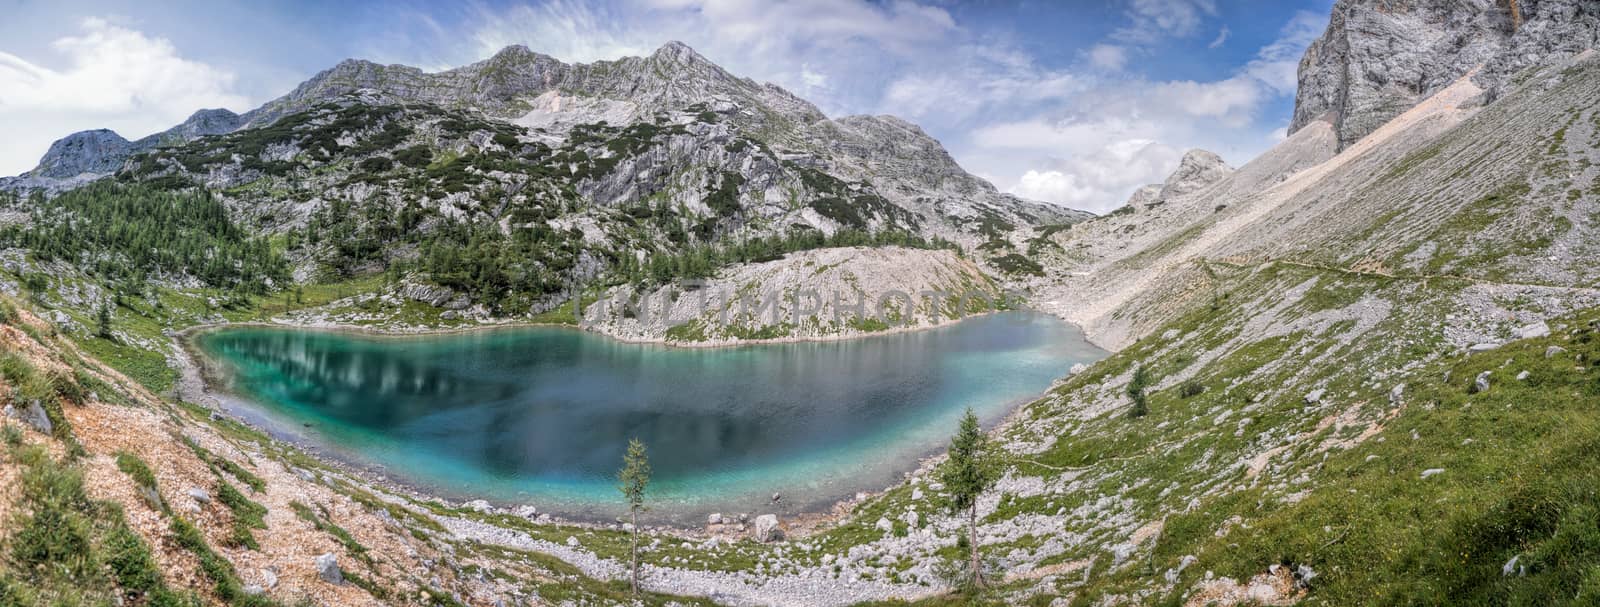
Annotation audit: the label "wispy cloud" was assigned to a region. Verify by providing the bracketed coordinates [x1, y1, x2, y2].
[975, 9, 1327, 212]
[1113, 0, 1219, 44]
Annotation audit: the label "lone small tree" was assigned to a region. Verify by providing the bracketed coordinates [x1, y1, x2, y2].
[1127, 364, 1151, 418]
[618, 437, 651, 597]
[95, 301, 113, 339]
[939, 408, 1001, 589]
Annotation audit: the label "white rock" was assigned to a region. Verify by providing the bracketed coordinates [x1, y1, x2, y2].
[1470, 371, 1491, 394]
[465, 499, 493, 513]
[1514, 321, 1550, 340]
[875, 517, 894, 532]
[566, 536, 579, 547]
[187, 488, 211, 504]
[753, 514, 781, 543]
[1469, 343, 1500, 352]
[1420, 468, 1446, 479]
[1304, 389, 1325, 404]
[708, 512, 723, 525]
[1516, 370, 1530, 381]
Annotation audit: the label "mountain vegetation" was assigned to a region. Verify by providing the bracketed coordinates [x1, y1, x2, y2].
[0, 1, 1597, 604]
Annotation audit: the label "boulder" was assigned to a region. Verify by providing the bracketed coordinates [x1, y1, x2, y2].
[10, 400, 52, 435]
[1470, 371, 1491, 394]
[753, 514, 781, 543]
[315, 553, 342, 584]
[708, 513, 723, 525]
[1516, 370, 1530, 381]
[514, 505, 538, 519]
[1420, 468, 1446, 479]
[1515, 321, 1550, 340]
[1068, 363, 1087, 376]
[875, 517, 894, 532]
[902, 510, 919, 529]
[1546, 346, 1567, 358]
[465, 499, 493, 513]
[1388, 383, 1405, 405]
[187, 488, 212, 504]
[1303, 389, 1326, 405]
[1469, 343, 1500, 353]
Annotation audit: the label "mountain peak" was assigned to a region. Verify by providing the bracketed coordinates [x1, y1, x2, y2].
[651, 40, 709, 65]
[1157, 149, 1232, 200]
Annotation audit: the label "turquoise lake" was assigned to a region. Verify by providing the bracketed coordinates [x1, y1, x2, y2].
[193, 312, 1106, 522]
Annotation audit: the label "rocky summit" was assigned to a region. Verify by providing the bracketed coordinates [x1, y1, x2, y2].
[1, 2, 1600, 606]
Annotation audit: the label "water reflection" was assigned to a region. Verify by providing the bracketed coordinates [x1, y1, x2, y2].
[197, 313, 1105, 516]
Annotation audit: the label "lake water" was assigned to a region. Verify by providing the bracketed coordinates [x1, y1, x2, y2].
[193, 312, 1105, 522]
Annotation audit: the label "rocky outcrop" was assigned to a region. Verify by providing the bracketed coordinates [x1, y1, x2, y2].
[1110, 150, 1233, 214]
[1292, 0, 1600, 149]
[1156, 150, 1233, 200]
[583, 246, 1003, 345]
[30, 130, 134, 179]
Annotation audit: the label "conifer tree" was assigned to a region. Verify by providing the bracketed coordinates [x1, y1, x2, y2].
[1127, 365, 1151, 418]
[938, 408, 1001, 589]
[618, 438, 651, 597]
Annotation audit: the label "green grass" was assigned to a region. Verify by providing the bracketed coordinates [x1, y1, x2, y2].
[216, 480, 268, 550]
[290, 500, 371, 565]
[115, 450, 158, 491]
[171, 517, 278, 606]
[2, 441, 200, 606]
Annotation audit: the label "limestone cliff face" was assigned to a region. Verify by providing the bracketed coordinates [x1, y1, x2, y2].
[1291, 0, 1599, 149]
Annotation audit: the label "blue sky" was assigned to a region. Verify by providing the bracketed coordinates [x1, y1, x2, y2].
[0, 0, 1334, 212]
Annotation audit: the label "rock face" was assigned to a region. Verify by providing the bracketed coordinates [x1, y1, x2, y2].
[1112, 149, 1233, 213]
[1291, 0, 1600, 149]
[583, 246, 1002, 344]
[1157, 150, 1234, 200]
[31, 130, 133, 178]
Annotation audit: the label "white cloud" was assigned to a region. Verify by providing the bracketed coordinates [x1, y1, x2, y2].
[878, 40, 1080, 125]
[1088, 44, 1128, 72]
[0, 17, 249, 175]
[1113, 0, 1219, 44]
[1009, 139, 1182, 210]
[969, 10, 1327, 213]
[1208, 26, 1231, 49]
[1242, 11, 1326, 96]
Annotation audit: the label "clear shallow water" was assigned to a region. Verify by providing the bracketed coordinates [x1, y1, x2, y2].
[194, 312, 1105, 522]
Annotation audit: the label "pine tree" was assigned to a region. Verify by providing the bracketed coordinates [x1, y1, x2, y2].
[96, 301, 113, 340]
[618, 438, 651, 597]
[938, 408, 1001, 589]
[1127, 364, 1151, 418]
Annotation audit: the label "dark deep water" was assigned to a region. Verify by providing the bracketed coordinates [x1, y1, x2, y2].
[194, 312, 1105, 521]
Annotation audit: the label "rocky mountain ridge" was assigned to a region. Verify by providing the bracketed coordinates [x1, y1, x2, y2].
[2, 1, 1600, 605]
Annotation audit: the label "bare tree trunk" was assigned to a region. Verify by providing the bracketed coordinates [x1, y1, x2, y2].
[969, 501, 985, 588]
[630, 510, 639, 597]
